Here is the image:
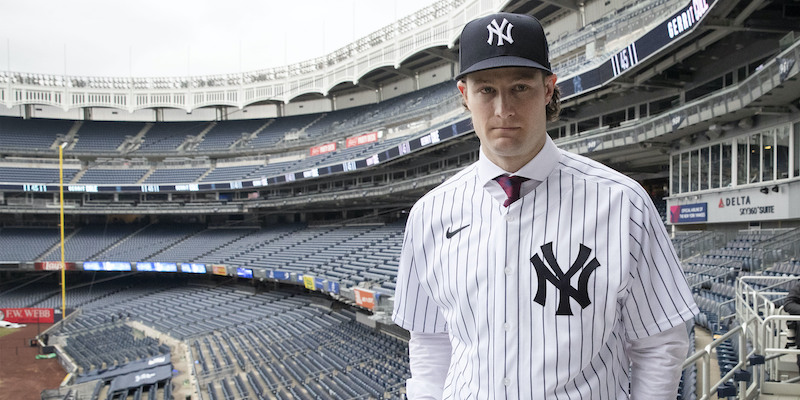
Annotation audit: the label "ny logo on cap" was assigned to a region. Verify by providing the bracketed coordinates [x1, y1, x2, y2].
[487, 18, 514, 46]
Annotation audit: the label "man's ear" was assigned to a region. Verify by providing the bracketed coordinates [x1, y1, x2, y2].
[544, 74, 557, 103]
[457, 80, 469, 109]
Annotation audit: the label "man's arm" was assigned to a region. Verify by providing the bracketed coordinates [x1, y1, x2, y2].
[406, 331, 452, 400]
[629, 324, 691, 398]
[783, 281, 800, 315]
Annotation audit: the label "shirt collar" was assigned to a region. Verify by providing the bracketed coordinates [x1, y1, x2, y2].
[477, 135, 561, 185]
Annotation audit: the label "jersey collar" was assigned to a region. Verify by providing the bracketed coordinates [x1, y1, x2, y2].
[477, 135, 561, 186]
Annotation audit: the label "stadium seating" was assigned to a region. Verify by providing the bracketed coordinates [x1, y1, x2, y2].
[71, 121, 146, 153]
[0, 227, 64, 263]
[77, 168, 149, 184]
[195, 119, 269, 151]
[0, 166, 79, 184]
[35, 277, 409, 399]
[134, 122, 207, 154]
[142, 167, 208, 184]
[0, 117, 73, 151]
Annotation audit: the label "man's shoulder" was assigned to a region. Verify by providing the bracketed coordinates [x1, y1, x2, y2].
[557, 149, 649, 199]
[410, 164, 478, 212]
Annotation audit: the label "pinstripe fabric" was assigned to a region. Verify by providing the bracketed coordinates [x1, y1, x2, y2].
[392, 139, 698, 400]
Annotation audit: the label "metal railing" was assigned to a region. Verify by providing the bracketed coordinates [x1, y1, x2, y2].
[683, 274, 800, 399]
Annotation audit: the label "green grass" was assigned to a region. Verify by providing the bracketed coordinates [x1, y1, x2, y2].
[0, 327, 20, 338]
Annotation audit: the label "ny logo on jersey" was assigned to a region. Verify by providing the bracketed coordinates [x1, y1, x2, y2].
[530, 242, 600, 316]
[486, 18, 514, 46]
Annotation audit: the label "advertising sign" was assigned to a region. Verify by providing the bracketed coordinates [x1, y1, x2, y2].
[303, 276, 316, 290]
[354, 288, 375, 310]
[346, 132, 379, 148]
[212, 265, 228, 276]
[310, 142, 336, 156]
[83, 261, 132, 271]
[0, 308, 54, 323]
[668, 185, 792, 224]
[34, 261, 77, 271]
[327, 281, 340, 294]
[273, 270, 290, 281]
[669, 203, 707, 223]
[180, 263, 207, 274]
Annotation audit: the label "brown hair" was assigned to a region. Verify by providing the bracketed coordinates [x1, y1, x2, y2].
[545, 73, 561, 122]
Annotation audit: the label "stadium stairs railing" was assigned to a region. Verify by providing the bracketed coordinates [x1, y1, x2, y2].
[685, 275, 800, 399]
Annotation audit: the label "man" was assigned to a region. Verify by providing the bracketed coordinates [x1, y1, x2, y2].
[782, 277, 800, 371]
[392, 12, 699, 399]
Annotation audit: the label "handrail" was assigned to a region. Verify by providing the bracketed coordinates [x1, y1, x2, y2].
[682, 315, 759, 400]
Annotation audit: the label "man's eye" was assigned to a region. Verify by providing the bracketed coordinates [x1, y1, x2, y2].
[478, 87, 494, 94]
[514, 85, 529, 92]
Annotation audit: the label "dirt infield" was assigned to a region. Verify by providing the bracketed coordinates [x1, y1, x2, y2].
[0, 324, 66, 400]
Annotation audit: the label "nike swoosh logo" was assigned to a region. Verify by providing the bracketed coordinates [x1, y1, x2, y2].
[445, 225, 470, 239]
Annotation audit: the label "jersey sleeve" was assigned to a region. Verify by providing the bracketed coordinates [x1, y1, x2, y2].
[622, 193, 699, 340]
[392, 210, 448, 334]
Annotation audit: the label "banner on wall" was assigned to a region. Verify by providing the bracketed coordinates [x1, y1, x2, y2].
[212, 265, 228, 276]
[303, 276, 316, 290]
[34, 261, 77, 271]
[669, 203, 708, 223]
[273, 270, 290, 281]
[310, 142, 336, 156]
[668, 185, 792, 224]
[354, 288, 375, 310]
[327, 281, 340, 294]
[346, 132, 379, 148]
[0, 308, 55, 323]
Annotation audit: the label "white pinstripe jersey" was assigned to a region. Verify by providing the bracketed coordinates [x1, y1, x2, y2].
[392, 138, 699, 399]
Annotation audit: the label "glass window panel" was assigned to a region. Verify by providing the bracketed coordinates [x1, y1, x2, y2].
[722, 141, 732, 187]
[700, 147, 710, 190]
[762, 129, 774, 182]
[776, 125, 789, 179]
[749, 134, 760, 183]
[710, 144, 721, 188]
[681, 152, 690, 193]
[792, 122, 800, 178]
[671, 154, 680, 195]
[691, 150, 700, 192]
[737, 138, 748, 185]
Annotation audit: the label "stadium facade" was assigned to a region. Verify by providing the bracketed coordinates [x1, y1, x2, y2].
[1, 0, 800, 399]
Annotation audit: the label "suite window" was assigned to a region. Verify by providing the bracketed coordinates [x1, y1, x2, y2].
[749, 133, 761, 184]
[671, 154, 680, 195]
[737, 138, 749, 185]
[794, 122, 800, 178]
[776, 124, 790, 179]
[762, 130, 774, 181]
[680, 152, 690, 193]
[691, 149, 700, 192]
[710, 144, 721, 189]
[721, 141, 732, 187]
[700, 147, 710, 190]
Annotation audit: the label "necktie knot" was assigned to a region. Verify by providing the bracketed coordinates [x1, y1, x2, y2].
[494, 174, 529, 207]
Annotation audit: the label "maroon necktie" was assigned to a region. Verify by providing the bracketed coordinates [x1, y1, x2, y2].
[494, 174, 529, 207]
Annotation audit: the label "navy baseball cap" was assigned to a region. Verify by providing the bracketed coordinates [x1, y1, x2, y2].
[456, 12, 552, 80]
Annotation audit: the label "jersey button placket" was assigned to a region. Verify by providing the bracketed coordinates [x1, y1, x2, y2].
[502, 206, 520, 397]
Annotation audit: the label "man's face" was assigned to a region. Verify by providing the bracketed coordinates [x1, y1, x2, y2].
[458, 67, 557, 172]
